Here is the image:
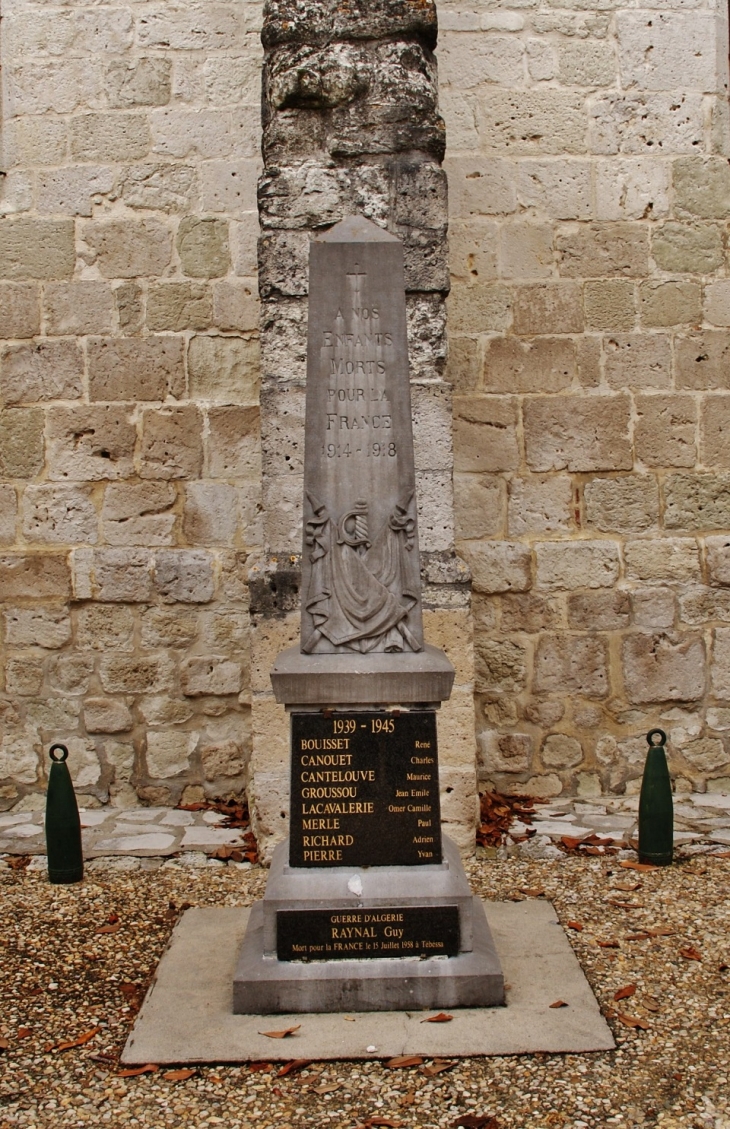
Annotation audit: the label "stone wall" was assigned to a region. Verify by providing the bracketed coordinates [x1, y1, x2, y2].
[440, 0, 730, 797]
[2, 0, 730, 823]
[0, 0, 264, 809]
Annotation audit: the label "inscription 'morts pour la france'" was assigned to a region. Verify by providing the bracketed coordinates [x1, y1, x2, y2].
[301, 216, 423, 656]
[289, 711, 441, 868]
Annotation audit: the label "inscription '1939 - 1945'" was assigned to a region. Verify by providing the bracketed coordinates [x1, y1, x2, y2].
[289, 712, 442, 869]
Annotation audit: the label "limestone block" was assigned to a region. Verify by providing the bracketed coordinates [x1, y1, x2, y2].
[674, 158, 730, 219]
[633, 588, 676, 629]
[115, 283, 144, 334]
[141, 607, 198, 649]
[0, 284, 40, 339]
[25, 697, 80, 733]
[100, 655, 174, 695]
[556, 223, 648, 278]
[76, 605, 135, 652]
[248, 768, 290, 861]
[177, 218, 230, 278]
[93, 549, 154, 603]
[147, 284, 212, 332]
[232, 219, 259, 277]
[652, 223, 724, 275]
[83, 218, 173, 279]
[706, 536, 730, 586]
[526, 39, 558, 81]
[459, 541, 531, 595]
[536, 540, 619, 590]
[584, 280, 636, 331]
[679, 586, 730, 624]
[260, 386, 305, 478]
[37, 166, 116, 219]
[201, 740, 245, 780]
[105, 741, 135, 784]
[3, 118, 68, 167]
[639, 282, 701, 329]
[207, 405, 261, 477]
[624, 538, 700, 581]
[106, 58, 172, 108]
[212, 281, 259, 333]
[498, 223, 553, 280]
[43, 283, 114, 336]
[0, 485, 18, 545]
[477, 731, 532, 774]
[478, 90, 586, 155]
[439, 31, 524, 88]
[0, 554, 70, 600]
[4, 53, 103, 117]
[622, 632, 705, 703]
[22, 485, 98, 546]
[444, 157, 516, 218]
[0, 219, 75, 281]
[584, 476, 659, 533]
[448, 221, 497, 285]
[508, 476, 572, 536]
[102, 482, 176, 547]
[6, 657, 45, 696]
[515, 160, 592, 221]
[416, 471, 454, 553]
[181, 659, 242, 697]
[484, 337, 574, 394]
[262, 473, 302, 555]
[138, 697, 194, 726]
[121, 163, 198, 214]
[411, 384, 453, 473]
[183, 482, 240, 545]
[713, 628, 730, 700]
[682, 738, 730, 773]
[533, 635, 608, 698]
[1, 341, 83, 405]
[638, 396, 697, 472]
[542, 734, 583, 769]
[447, 284, 512, 334]
[512, 283, 583, 335]
[200, 159, 259, 219]
[154, 550, 215, 604]
[71, 113, 149, 162]
[88, 338, 185, 403]
[567, 590, 630, 631]
[4, 608, 71, 649]
[137, 5, 249, 50]
[558, 40, 614, 87]
[84, 698, 133, 734]
[617, 13, 718, 91]
[202, 609, 250, 652]
[524, 394, 632, 472]
[445, 337, 480, 394]
[250, 693, 290, 775]
[707, 708, 730, 731]
[664, 474, 730, 530]
[0, 408, 43, 479]
[502, 592, 562, 633]
[434, 688, 476, 770]
[508, 774, 562, 799]
[139, 406, 204, 480]
[454, 474, 504, 540]
[675, 332, 730, 390]
[48, 654, 94, 695]
[595, 158, 670, 220]
[0, 725, 39, 784]
[146, 730, 198, 778]
[188, 335, 260, 403]
[453, 396, 519, 473]
[604, 333, 672, 390]
[474, 638, 526, 693]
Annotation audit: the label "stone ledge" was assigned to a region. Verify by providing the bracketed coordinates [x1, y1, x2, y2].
[270, 643, 455, 705]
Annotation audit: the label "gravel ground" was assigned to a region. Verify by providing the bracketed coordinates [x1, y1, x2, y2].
[2, 854, 730, 1129]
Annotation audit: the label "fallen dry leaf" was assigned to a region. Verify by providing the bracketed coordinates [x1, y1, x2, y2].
[642, 996, 661, 1013]
[46, 1027, 101, 1053]
[612, 881, 641, 892]
[276, 1059, 311, 1077]
[16, 1028, 31, 1039]
[605, 899, 643, 910]
[561, 836, 588, 851]
[117, 1065, 159, 1078]
[422, 1013, 454, 1023]
[617, 1012, 651, 1030]
[399, 1091, 416, 1106]
[260, 1024, 301, 1039]
[163, 1069, 196, 1082]
[719, 962, 730, 972]
[386, 1055, 424, 1068]
[361, 1119, 401, 1128]
[680, 946, 702, 961]
[247, 1061, 273, 1073]
[452, 1116, 500, 1129]
[7, 856, 31, 870]
[343, 1016, 356, 1022]
[549, 1000, 569, 1009]
[597, 939, 620, 949]
[620, 860, 658, 873]
[311, 1082, 340, 1094]
[0, 1037, 9, 1051]
[95, 922, 121, 935]
[614, 984, 637, 1001]
[521, 888, 545, 897]
[423, 1058, 455, 1076]
[566, 920, 583, 932]
[625, 932, 650, 941]
[645, 926, 675, 937]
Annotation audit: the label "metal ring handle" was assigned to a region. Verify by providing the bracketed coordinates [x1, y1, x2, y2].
[49, 743, 69, 763]
[647, 728, 667, 747]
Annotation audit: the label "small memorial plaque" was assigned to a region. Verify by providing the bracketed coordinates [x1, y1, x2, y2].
[289, 711, 441, 868]
[277, 905, 460, 961]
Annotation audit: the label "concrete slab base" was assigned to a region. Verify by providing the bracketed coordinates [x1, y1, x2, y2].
[233, 897, 504, 1013]
[121, 901, 615, 1064]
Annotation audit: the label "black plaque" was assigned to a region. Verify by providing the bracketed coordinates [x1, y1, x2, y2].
[277, 905, 460, 961]
[289, 711, 441, 868]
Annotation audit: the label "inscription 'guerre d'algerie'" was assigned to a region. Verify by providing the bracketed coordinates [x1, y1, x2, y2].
[300, 217, 424, 657]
